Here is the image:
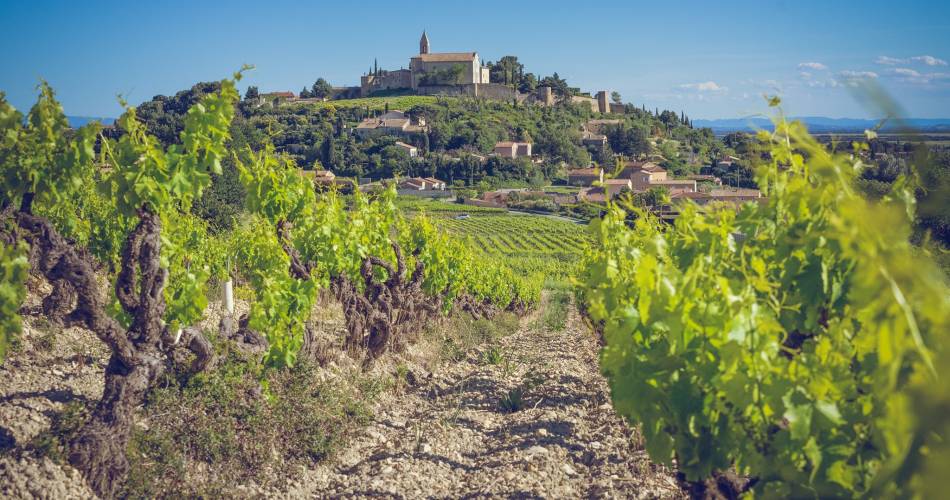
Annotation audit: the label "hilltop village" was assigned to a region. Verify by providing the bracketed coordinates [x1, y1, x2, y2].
[134, 32, 764, 222]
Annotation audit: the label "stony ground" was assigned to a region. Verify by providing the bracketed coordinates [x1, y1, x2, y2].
[0, 287, 683, 499]
[277, 299, 682, 499]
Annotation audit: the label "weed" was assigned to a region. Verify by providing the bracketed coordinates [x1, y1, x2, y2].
[481, 346, 505, 365]
[540, 290, 571, 332]
[498, 370, 547, 413]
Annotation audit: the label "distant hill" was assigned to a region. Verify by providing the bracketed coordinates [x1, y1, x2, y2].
[693, 117, 950, 134]
[67, 116, 115, 128]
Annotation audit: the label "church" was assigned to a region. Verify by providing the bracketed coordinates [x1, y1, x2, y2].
[360, 32, 490, 96]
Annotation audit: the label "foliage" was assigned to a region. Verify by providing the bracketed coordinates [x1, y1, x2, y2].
[579, 106, 950, 497]
[0, 242, 29, 359]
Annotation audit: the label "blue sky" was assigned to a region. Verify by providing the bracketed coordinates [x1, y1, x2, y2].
[2, 0, 949, 119]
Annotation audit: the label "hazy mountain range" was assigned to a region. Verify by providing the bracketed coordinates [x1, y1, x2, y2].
[692, 117, 950, 134]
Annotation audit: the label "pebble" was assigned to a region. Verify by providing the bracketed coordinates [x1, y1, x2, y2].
[538, 428, 549, 437]
[527, 445, 548, 455]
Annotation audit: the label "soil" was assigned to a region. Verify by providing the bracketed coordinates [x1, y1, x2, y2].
[1, 288, 683, 499]
[271, 299, 683, 499]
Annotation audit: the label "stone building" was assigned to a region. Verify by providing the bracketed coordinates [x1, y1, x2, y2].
[494, 141, 532, 159]
[360, 32, 490, 96]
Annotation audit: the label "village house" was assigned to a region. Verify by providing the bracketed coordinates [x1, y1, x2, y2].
[671, 187, 762, 206]
[494, 141, 533, 159]
[310, 169, 336, 185]
[687, 174, 722, 185]
[582, 131, 608, 149]
[396, 176, 448, 194]
[579, 179, 633, 203]
[647, 179, 697, 195]
[394, 141, 418, 158]
[354, 110, 426, 138]
[567, 167, 603, 187]
[628, 163, 669, 190]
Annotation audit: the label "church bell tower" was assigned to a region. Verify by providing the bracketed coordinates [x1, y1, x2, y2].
[419, 30, 430, 55]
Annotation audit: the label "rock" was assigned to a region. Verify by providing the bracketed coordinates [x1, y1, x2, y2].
[527, 445, 548, 456]
[419, 443, 432, 454]
[561, 463, 577, 476]
[537, 428, 549, 437]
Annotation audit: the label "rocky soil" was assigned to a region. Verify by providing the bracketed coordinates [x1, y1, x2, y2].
[0, 286, 683, 499]
[276, 300, 682, 499]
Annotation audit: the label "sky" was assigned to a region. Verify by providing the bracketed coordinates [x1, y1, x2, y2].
[2, 0, 949, 119]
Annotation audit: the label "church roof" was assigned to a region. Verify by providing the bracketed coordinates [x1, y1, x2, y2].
[413, 52, 477, 62]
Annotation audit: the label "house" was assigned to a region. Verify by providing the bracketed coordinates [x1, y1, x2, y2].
[581, 131, 608, 149]
[423, 177, 446, 190]
[311, 169, 336, 185]
[578, 179, 633, 203]
[398, 177, 428, 190]
[687, 174, 722, 185]
[647, 179, 697, 195]
[354, 110, 426, 138]
[612, 161, 663, 180]
[671, 187, 762, 206]
[394, 141, 418, 158]
[494, 141, 533, 159]
[628, 164, 669, 190]
[567, 167, 603, 187]
[708, 187, 761, 203]
[603, 179, 633, 198]
[397, 176, 447, 192]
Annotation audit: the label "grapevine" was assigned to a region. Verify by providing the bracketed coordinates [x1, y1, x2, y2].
[579, 103, 950, 497]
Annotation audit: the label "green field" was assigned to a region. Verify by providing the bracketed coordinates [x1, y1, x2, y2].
[432, 212, 590, 281]
[396, 197, 504, 213]
[294, 95, 445, 111]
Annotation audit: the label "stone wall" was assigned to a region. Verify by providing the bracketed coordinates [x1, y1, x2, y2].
[415, 83, 518, 101]
[361, 70, 412, 97]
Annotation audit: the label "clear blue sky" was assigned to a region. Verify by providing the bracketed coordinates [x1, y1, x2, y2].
[2, 0, 949, 119]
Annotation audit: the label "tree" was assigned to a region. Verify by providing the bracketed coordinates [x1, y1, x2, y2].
[311, 78, 333, 99]
[518, 72, 538, 93]
[244, 86, 259, 101]
[300, 87, 311, 99]
[611, 91, 622, 104]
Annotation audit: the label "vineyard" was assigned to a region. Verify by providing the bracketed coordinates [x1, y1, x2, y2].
[1, 72, 948, 498]
[431, 211, 589, 281]
[578, 102, 950, 497]
[0, 75, 542, 497]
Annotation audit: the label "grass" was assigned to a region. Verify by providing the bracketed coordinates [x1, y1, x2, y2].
[539, 289, 572, 332]
[437, 313, 520, 362]
[293, 95, 444, 112]
[498, 371, 547, 413]
[481, 345, 506, 366]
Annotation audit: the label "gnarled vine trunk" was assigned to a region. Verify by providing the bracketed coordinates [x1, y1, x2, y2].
[331, 242, 442, 361]
[16, 209, 214, 498]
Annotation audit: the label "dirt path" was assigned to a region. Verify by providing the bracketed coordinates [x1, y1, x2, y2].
[283, 299, 682, 499]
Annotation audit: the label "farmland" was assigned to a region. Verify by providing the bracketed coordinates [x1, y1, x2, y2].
[433, 211, 589, 280]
